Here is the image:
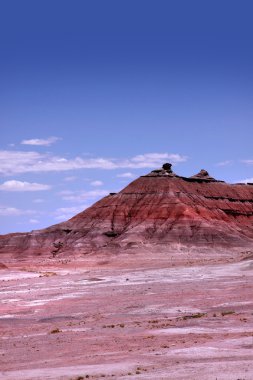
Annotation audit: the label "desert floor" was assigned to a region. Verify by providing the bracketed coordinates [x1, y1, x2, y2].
[0, 251, 253, 380]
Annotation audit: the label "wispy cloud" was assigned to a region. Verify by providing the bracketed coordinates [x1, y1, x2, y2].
[29, 218, 40, 224]
[216, 160, 233, 167]
[0, 207, 36, 216]
[64, 176, 77, 182]
[0, 180, 51, 191]
[90, 180, 103, 186]
[32, 198, 45, 203]
[53, 205, 89, 221]
[131, 153, 185, 165]
[239, 177, 253, 184]
[21, 136, 61, 146]
[0, 150, 187, 176]
[60, 189, 109, 202]
[117, 172, 135, 178]
[241, 160, 253, 165]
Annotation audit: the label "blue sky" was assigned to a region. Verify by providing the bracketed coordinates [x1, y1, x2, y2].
[1, 0, 253, 233]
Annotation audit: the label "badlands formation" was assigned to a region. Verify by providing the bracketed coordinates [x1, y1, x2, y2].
[0, 164, 253, 380]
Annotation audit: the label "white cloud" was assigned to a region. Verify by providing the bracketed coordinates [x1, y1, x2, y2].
[54, 205, 89, 221]
[21, 136, 61, 146]
[216, 160, 233, 167]
[241, 160, 253, 165]
[29, 218, 39, 224]
[117, 172, 135, 178]
[0, 150, 187, 175]
[0, 207, 35, 216]
[239, 177, 253, 184]
[64, 176, 77, 182]
[0, 180, 51, 192]
[60, 189, 109, 202]
[0, 207, 23, 216]
[90, 180, 103, 186]
[131, 153, 184, 165]
[32, 198, 45, 203]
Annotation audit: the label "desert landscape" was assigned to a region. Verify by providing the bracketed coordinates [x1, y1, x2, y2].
[1, 164, 253, 380]
[2, 2, 253, 378]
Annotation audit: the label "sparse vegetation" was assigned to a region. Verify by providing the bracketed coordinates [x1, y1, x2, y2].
[50, 328, 61, 334]
[182, 313, 206, 320]
[39, 271, 57, 278]
[102, 323, 125, 328]
[221, 310, 235, 316]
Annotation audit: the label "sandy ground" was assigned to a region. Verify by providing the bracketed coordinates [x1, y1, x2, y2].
[0, 252, 253, 380]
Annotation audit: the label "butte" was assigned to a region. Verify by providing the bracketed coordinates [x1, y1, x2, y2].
[0, 163, 253, 262]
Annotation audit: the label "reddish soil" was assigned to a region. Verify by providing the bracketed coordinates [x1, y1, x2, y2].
[1, 165, 253, 379]
[0, 251, 253, 380]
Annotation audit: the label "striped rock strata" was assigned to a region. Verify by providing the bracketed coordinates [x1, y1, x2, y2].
[0, 164, 253, 258]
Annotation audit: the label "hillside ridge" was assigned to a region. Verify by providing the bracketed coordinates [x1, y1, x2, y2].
[1, 163, 253, 258]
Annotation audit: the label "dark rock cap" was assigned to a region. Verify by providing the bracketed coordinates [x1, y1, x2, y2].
[162, 163, 173, 172]
[191, 169, 217, 182]
[147, 162, 176, 177]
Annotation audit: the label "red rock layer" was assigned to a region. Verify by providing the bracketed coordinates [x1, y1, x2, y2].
[0, 166, 253, 257]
